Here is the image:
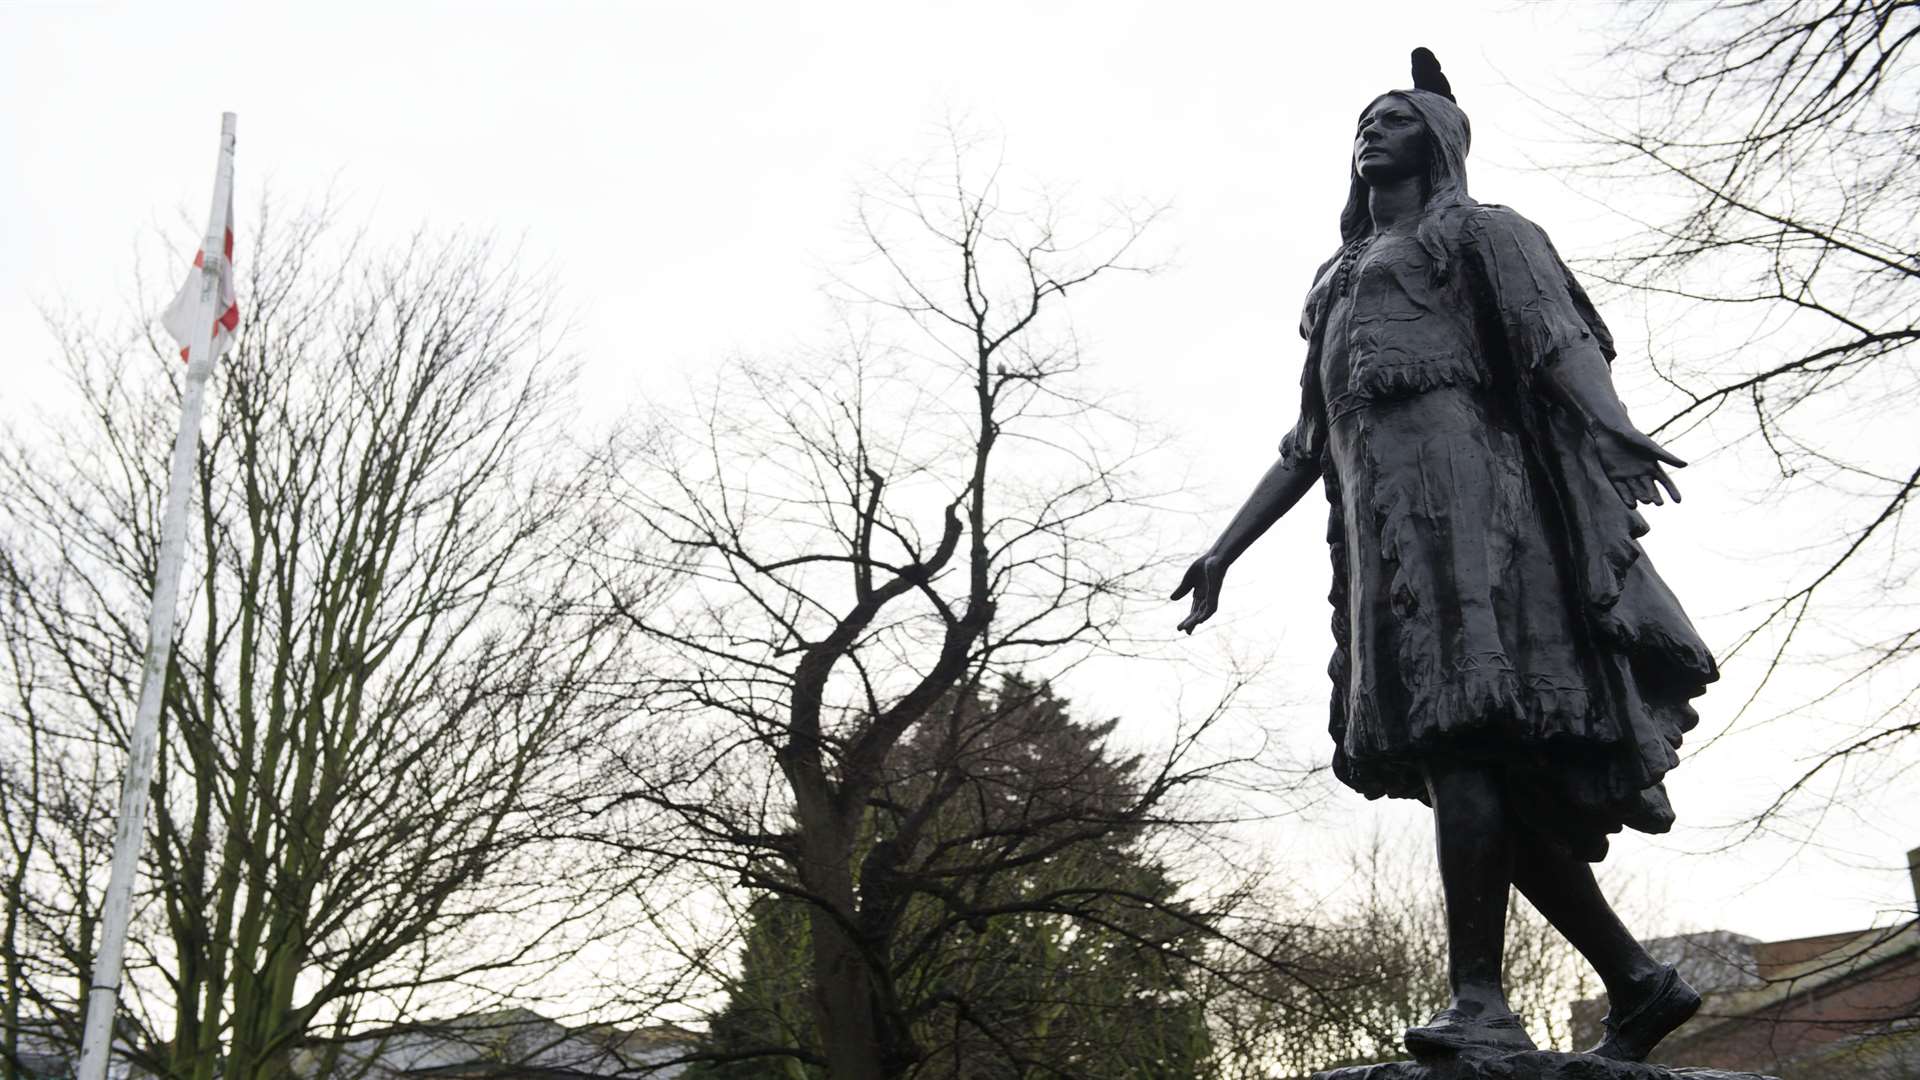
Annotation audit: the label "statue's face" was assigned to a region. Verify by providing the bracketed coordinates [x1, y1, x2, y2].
[1353, 96, 1430, 185]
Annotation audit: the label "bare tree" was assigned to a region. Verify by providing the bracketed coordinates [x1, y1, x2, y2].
[1201, 833, 1598, 1078]
[0, 203, 651, 1080]
[1568, 0, 1920, 827]
[587, 146, 1293, 1080]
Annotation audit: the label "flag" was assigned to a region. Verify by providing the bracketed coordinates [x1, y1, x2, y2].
[160, 188, 239, 364]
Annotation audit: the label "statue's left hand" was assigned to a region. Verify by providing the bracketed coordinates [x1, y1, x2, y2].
[1171, 553, 1227, 634]
[1593, 427, 1685, 507]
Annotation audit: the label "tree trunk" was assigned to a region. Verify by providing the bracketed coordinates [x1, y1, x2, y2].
[798, 814, 914, 1080]
[807, 899, 886, 1080]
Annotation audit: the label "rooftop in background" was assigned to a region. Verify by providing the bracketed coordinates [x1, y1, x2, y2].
[1575, 845, 1920, 1077]
[288, 1008, 697, 1080]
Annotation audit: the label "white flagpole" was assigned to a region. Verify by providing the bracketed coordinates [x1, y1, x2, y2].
[75, 111, 236, 1080]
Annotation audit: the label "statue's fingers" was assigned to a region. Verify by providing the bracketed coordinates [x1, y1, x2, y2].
[1185, 592, 1221, 634]
[1177, 592, 1204, 632]
[1613, 479, 1636, 506]
[1654, 465, 1683, 504]
[1179, 607, 1206, 635]
[1640, 475, 1663, 505]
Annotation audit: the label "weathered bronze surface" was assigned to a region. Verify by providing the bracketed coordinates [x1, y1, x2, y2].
[1174, 49, 1722, 1065]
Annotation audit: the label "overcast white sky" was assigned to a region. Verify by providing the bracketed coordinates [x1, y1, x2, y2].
[4, 0, 1915, 958]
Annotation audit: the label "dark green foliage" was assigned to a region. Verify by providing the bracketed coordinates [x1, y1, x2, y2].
[691, 677, 1213, 1079]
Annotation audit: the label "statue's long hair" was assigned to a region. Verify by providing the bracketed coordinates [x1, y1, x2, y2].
[1335, 88, 1474, 278]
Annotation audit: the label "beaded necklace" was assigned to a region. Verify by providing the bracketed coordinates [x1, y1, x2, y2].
[1332, 233, 1376, 297]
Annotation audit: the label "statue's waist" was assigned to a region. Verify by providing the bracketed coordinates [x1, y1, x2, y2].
[1324, 347, 1489, 422]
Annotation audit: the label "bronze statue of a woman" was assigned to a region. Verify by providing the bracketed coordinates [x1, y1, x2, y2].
[1173, 50, 1718, 1062]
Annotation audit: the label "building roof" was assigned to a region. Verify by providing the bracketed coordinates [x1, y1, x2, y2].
[1574, 845, 1920, 1073]
[290, 1007, 697, 1080]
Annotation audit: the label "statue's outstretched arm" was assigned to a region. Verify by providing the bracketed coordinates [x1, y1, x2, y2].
[1544, 348, 1687, 507]
[1172, 452, 1321, 634]
[1467, 206, 1689, 510]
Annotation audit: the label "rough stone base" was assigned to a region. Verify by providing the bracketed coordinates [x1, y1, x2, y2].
[1309, 1051, 1777, 1080]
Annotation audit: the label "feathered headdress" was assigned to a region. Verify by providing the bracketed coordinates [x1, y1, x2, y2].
[1410, 47, 1455, 103]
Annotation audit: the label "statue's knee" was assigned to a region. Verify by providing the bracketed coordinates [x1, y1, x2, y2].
[1422, 758, 1506, 827]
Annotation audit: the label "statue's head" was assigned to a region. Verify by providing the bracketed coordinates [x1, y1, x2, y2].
[1338, 50, 1473, 244]
[1353, 94, 1432, 185]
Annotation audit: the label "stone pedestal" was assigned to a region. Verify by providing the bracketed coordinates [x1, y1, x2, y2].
[1309, 1051, 1777, 1080]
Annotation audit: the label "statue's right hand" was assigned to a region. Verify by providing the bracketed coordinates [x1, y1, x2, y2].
[1171, 553, 1227, 635]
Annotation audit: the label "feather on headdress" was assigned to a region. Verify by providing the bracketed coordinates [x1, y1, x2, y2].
[1411, 47, 1455, 103]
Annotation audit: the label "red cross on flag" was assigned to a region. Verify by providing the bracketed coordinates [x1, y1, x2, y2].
[160, 188, 239, 364]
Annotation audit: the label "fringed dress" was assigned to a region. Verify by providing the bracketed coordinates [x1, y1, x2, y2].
[1279, 204, 1718, 861]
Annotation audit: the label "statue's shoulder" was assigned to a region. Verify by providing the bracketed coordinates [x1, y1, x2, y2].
[1445, 202, 1537, 245]
[1453, 203, 1566, 251]
[1447, 203, 1616, 357]
[1461, 202, 1525, 224]
[1442, 204, 1579, 283]
[1299, 249, 1345, 340]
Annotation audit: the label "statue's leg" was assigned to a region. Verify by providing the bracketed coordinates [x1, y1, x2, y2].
[1423, 760, 1514, 1016]
[1507, 831, 1662, 1002]
[1508, 829, 1702, 1059]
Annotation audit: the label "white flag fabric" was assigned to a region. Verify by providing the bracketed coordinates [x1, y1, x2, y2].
[160, 188, 238, 364]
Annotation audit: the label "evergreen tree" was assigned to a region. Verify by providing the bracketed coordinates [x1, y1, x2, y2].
[692, 677, 1213, 1079]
